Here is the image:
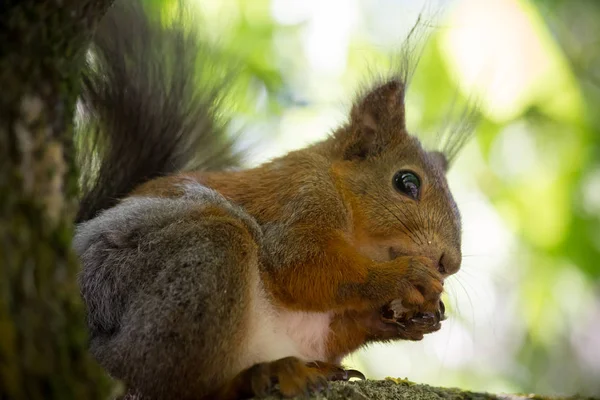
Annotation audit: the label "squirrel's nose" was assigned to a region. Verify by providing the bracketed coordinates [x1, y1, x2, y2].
[437, 250, 461, 276]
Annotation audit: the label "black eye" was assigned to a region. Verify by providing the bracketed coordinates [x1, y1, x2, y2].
[393, 170, 421, 199]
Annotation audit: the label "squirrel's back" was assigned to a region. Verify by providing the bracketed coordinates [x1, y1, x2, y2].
[76, 0, 240, 223]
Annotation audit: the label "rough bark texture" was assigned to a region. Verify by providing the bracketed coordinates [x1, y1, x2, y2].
[256, 379, 598, 400]
[0, 1, 117, 399]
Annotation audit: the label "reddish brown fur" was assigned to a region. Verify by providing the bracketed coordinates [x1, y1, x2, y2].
[130, 79, 463, 396]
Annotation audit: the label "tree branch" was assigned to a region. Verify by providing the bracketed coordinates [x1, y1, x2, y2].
[259, 379, 597, 400]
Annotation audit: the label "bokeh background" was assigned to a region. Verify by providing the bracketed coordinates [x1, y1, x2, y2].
[147, 0, 600, 396]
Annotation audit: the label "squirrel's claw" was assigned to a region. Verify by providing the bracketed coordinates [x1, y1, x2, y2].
[345, 369, 367, 381]
[328, 368, 366, 382]
[306, 361, 366, 382]
[438, 299, 447, 321]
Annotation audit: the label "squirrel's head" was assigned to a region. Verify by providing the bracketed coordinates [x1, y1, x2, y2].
[327, 79, 463, 277]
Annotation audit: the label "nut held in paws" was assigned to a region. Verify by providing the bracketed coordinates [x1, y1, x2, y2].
[381, 299, 446, 326]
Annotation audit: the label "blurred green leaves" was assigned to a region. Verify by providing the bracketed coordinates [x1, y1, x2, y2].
[144, 0, 285, 119]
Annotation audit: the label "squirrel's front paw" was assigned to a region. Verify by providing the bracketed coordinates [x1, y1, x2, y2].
[375, 256, 445, 340]
[397, 256, 444, 310]
[364, 255, 443, 311]
[379, 299, 446, 341]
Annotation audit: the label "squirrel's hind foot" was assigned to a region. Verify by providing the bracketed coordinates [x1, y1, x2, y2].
[212, 357, 365, 399]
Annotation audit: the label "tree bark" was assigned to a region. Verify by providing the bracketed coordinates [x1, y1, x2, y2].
[0, 1, 116, 399]
[257, 379, 597, 400]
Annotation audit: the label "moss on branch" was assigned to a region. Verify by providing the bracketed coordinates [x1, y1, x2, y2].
[258, 379, 598, 400]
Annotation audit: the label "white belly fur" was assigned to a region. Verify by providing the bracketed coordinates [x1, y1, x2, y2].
[242, 274, 332, 369]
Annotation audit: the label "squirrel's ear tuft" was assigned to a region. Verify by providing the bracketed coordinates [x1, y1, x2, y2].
[342, 79, 407, 160]
[429, 151, 449, 173]
[351, 79, 406, 131]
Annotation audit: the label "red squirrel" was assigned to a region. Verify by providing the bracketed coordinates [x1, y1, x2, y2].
[73, 1, 474, 399]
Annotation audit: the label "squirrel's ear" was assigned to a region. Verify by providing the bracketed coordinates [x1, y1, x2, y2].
[429, 151, 449, 173]
[343, 79, 407, 160]
[351, 79, 406, 132]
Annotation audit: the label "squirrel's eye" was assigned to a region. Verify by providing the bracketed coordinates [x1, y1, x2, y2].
[393, 170, 421, 199]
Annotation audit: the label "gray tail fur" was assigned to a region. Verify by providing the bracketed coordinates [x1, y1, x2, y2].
[75, 0, 240, 223]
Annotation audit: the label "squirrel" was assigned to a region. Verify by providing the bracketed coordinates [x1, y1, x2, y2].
[73, 1, 473, 399]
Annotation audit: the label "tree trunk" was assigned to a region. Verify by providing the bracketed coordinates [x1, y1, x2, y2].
[0, 1, 116, 399]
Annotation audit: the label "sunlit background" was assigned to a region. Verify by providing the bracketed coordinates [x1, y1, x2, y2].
[148, 0, 600, 396]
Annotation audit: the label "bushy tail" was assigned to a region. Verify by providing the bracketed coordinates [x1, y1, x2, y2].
[75, 0, 240, 223]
